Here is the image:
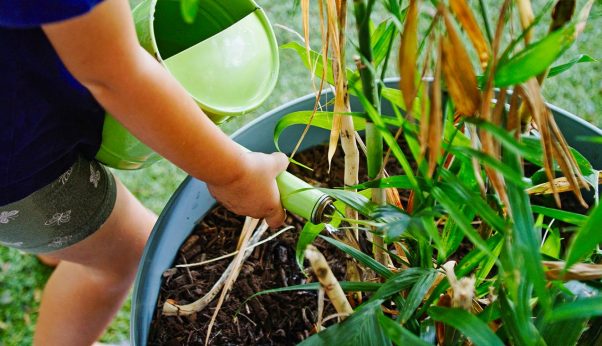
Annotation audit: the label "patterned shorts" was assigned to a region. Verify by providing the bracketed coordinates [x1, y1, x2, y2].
[0, 156, 117, 254]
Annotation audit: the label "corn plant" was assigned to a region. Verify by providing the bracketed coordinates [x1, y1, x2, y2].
[263, 0, 602, 344]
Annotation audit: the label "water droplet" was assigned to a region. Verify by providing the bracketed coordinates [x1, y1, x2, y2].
[324, 223, 338, 234]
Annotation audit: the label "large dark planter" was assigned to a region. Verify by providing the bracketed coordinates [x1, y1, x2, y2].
[130, 80, 602, 345]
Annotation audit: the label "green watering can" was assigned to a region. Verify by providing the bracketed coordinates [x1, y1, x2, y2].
[95, 0, 334, 224]
[95, 0, 279, 169]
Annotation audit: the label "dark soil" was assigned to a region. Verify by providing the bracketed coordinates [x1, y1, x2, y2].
[149, 144, 380, 345]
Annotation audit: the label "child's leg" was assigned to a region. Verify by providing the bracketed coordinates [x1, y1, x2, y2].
[33, 178, 156, 346]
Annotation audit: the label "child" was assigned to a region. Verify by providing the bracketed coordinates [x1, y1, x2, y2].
[0, 0, 288, 344]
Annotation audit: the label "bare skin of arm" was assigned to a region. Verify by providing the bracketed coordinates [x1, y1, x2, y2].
[42, 0, 287, 227]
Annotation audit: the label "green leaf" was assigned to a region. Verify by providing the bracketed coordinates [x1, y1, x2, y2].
[273, 111, 366, 152]
[438, 214, 467, 263]
[429, 307, 505, 346]
[522, 137, 595, 183]
[456, 233, 504, 278]
[317, 188, 377, 217]
[503, 148, 552, 312]
[296, 222, 326, 270]
[372, 20, 398, 68]
[546, 296, 602, 322]
[531, 205, 588, 226]
[463, 118, 529, 159]
[541, 228, 561, 259]
[447, 146, 531, 188]
[299, 299, 389, 346]
[352, 175, 426, 190]
[376, 309, 430, 346]
[351, 87, 421, 194]
[536, 281, 595, 346]
[548, 54, 598, 77]
[439, 170, 508, 234]
[576, 135, 602, 144]
[320, 236, 393, 279]
[281, 41, 357, 89]
[370, 205, 434, 243]
[495, 25, 576, 87]
[381, 86, 407, 111]
[497, 284, 545, 345]
[431, 186, 491, 256]
[295, 200, 345, 270]
[400, 270, 438, 322]
[242, 281, 383, 307]
[565, 203, 602, 268]
[373, 268, 436, 300]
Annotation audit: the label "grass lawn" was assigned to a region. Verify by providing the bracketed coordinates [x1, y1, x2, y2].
[0, 1, 599, 344]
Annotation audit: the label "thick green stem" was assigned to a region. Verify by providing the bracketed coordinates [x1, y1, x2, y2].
[353, 0, 387, 265]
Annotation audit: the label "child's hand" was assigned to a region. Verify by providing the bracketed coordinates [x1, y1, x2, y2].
[207, 152, 289, 228]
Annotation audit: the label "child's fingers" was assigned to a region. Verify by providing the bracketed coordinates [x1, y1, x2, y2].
[269, 152, 290, 175]
[264, 205, 287, 229]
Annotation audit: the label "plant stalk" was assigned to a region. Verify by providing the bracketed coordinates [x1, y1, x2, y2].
[353, 0, 387, 265]
[305, 245, 354, 318]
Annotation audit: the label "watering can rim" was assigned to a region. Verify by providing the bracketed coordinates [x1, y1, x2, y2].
[137, 0, 280, 116]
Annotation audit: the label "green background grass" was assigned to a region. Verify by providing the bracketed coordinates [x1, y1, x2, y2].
[0, 1, 600, 344]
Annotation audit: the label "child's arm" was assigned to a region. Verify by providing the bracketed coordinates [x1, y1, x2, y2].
[42, 0, 288, 227]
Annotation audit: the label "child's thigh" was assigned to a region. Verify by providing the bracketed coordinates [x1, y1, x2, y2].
[40, 174, 156, 275]
[0, 156, 117, 254]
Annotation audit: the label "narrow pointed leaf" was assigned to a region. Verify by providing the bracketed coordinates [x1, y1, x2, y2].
[455, 233, 504, 278]
[447, 146, 531, 188]
[449, 0, 490, 68]
[495, 26, 575, 86]
[565, 203, 602, 268]
[440, 8, 481, 116]
[439, 169, 508, 234]
[353, 175, 425, 190]
[400, 269, 438, 322]
[376, 309, 431, 346]
[296, 222, 326, 270]
[429, 307, 505, 346]
[548, 54, 597, 77]
[373, 268, 434, 300]
[281, 41, 357, 88]
[320, 235, 394, 279]
[546, 297, 602, 322]
[531, 205, 587, 226]
[299, 299, 389, 346]
[503, 148, 552, 311]
[273, 111, 366, 151]
[372, 20, 398, 68]
[317, 188, 377, 216]
[245, 281, 382, 303]
[431, 186, 491, 255]
[497, 0, 595, 86]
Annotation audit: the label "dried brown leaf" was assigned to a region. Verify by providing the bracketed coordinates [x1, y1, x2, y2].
[516, 0, 535, 44]
[544, 261, 602, 281]
[449, 0, 490, 69]
[427, 43, 443, 176]
[386, 187, 404, 210]
[399, 0, 419, 109]
[518, 79, 588, 207]
[440, 7, 481, 116]
[527, 172, 600, 195]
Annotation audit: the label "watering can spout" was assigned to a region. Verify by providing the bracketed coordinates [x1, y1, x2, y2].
[275, 171, 336, 225]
